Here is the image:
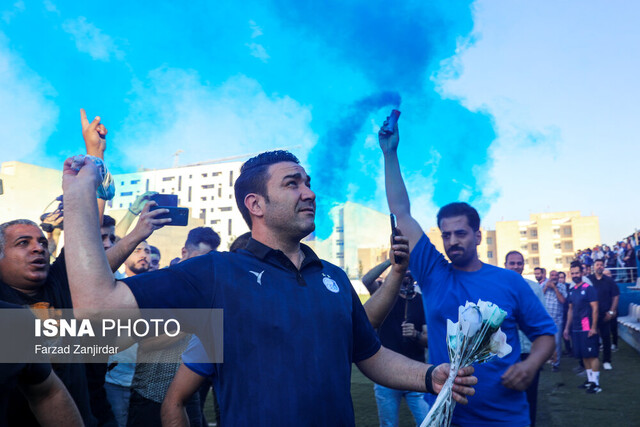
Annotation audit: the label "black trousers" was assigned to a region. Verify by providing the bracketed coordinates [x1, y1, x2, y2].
[598, 317, 612, 363]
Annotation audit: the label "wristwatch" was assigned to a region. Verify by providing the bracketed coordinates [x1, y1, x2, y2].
[608, 310, 615, 315]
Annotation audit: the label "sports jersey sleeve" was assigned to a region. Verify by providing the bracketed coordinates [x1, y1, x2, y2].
[587, 286, 598, 303]
[515, 276, 557, 342]
[409, 233, 450, 293]
[350, 287, 381, 362]
[124, 254, 216, 310]
[182, 335, 215, 379]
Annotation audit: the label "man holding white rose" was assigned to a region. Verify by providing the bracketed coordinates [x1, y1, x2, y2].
[380, 120, 556, 426]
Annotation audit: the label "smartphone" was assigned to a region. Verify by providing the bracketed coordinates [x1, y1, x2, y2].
[150, 194, 178, 207]
[382, 109, 401, 134]
[390, 213, 398, 239]
[149, 206, 188, 226]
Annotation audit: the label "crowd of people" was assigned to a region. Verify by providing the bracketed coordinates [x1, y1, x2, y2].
[0, 110, 634, 427]
[573, 238, 639, 283]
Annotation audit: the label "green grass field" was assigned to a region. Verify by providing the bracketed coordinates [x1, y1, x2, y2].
[350, 339, 640, 426]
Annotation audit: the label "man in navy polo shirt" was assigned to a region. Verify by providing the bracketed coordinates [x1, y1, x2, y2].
[564, 261, 601, 393]
[61, 150, 477, 426]
[380, 121, 556, 426]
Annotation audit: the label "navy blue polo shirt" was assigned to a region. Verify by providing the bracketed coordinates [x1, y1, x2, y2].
[124, 238, 381, 426]
[568, 282, 598, 332]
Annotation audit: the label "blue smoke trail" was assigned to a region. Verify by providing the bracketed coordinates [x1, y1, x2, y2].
[271, 0, 497, 236]
[310, 92, 400, 239]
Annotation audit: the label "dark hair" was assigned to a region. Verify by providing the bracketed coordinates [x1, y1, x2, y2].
[593, 258, 604, 265]
[102, 215, 116, 228]
[437, 202, 480, 232]
[570, 260, 582, 270]
[504, 250, 524, 263]
[234, 150, 300, 228]
[229, 232, 252, 252]
[185, 227, 220, 251]
[534, 267, 543, 272]
[149, 245, 161, 257]
[558, 271, 566, 277]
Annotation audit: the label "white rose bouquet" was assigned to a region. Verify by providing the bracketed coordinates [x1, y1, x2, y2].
[420, 300, 512, 427]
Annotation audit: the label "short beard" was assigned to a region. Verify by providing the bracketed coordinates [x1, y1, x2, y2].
[128, 264, 149, 275]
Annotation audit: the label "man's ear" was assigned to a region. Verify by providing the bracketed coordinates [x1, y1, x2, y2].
[245, 194, 264, 220]
[181, 247, 187, 259]
[475, 229, 482, 246]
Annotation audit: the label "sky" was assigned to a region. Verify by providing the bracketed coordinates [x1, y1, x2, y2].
[0, 0, 637, 243]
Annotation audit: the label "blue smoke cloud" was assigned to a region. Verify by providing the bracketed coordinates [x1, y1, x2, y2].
[271, 0, 497, 238]
[310, 91, 401, 239]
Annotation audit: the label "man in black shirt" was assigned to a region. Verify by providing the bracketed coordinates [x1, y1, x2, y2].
[0, 300, 83, 426]
[588, 259, 619, 370]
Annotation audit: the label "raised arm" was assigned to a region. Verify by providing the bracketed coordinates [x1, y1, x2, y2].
[62, 157, 140, 316]
[364, 234, 409, 328]
[379, 121, 424, 251]
[106, 201, 168, 272]
[114, 191, 158, 238]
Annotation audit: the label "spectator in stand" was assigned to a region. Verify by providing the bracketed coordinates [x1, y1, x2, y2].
[564, 261, 601, 394]
[603, 245, 618, 281]
[362, 259, 429, 427]
[622, 242, 637, 282]
[604, 266, 619, 352]
[148, 246, 161, 271]
[542, 270, 567, 372]
[581, 249, 594, 271]
[592, 245, 604, 262]
[582, 263, 592, 277]
[587, 259, 619, 370]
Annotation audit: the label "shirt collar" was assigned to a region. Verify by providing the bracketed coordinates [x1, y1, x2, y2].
[245, 238, 322, 270]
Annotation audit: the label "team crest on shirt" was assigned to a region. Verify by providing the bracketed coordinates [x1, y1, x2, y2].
[322, 274, 339, 293]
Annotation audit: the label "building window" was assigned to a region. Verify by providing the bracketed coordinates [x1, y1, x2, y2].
[218, 188, 222, 197]
[554, 243, 562, 249]
[202, 173, 208, 178]
[532, 257, 540, 266]
[220, 207, 232, 212]
[202, 184, 215, 189]
[487, 251, 493, 259]
[531, 243, 538, 252]
[336, 252, 344, 259]
[120, 191, 133, 196]
[162, 176, 175, 181]
[145, 179, 149, 192]
[229, 171, 234, 186]
[562, 226, 572, 236]
[553, 228, 560, 236]
[228, 219, 232, 235]
[210, 208, 215, 212]
[529, 228, 538, 238]
[201, 197, 206, 201]
[211, 171, 221, 177]
[178, 176, 182, 191]
[520, 244, 528, 251]
[555, 257, 563, 264]
[335, 227, 344, 232]
[211, 196, 215, 200]
[565, 256, 573, 264]
[131, 179, 140, 185]
[210, 220, 219, 225]
[188, 186, 192, 202]
[520, 230, 527, 236]
[564, 241, 573, 251]
[189, 175, 192, 179]
[199, 209, 206, 220]
[336, 240, 344, 246]
[120, 181, 124, 185]
[486, 237, 493, 245]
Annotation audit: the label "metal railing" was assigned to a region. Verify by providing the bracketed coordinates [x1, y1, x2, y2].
[607, 267, 638, 283]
